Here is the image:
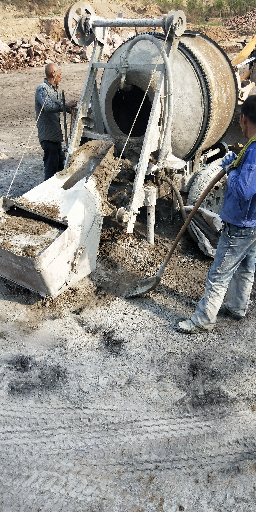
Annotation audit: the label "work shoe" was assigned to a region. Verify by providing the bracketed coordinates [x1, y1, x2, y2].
[222, 305, 245, 320]
[177, 319, 213, 334]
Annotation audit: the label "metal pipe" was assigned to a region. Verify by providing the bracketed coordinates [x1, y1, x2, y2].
[162, 176, 196, 241]
[147, 206, 155, 244]
[90, 17, 166, 29]
[62, 90, 68, 148]
[144, 186, 156, 244]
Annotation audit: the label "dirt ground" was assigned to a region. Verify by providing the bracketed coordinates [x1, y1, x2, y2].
[1, 3, 256, 511]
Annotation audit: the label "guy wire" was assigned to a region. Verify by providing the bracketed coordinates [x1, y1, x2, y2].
[103, 25, 172, 202]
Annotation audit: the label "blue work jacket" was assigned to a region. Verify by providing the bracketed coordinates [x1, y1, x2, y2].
[220, 141, 256, 227]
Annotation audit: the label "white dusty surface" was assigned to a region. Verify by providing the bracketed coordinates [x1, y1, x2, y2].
[1, 284, 256, 511]
[1, 62, 256, 512]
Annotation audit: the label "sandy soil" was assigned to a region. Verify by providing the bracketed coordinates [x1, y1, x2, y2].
[0, 0, 163, 43]
[1, 4, 256, 511]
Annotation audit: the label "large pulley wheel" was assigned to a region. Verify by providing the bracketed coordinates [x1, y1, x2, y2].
[164, 10, 186, 37]
[64, 2, 95, 46]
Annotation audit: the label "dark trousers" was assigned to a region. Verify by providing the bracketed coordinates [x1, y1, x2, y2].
[40, 140, 65, 181]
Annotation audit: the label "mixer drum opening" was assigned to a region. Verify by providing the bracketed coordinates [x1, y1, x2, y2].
[100, 33, 237, 158]
[112, 85, 151, 137]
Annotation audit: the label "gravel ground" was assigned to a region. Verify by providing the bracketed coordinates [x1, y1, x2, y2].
[1, 57, 256, 511]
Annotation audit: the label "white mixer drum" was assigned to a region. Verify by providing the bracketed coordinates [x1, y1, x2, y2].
[99, 32, 238, 159]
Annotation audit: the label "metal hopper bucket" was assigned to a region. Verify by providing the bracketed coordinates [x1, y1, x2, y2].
[0, 140, 115, 297]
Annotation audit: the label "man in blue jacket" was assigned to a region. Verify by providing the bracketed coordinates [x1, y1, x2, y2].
[178, 94, 256, 333]
[35, 63, 77, 180]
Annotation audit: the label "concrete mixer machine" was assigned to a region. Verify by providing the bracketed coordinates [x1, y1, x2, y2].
[64, 2, 238, 234]
[0, 3, 240, 297]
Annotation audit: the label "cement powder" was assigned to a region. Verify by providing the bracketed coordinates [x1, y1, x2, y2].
[0, 211, 65, 257]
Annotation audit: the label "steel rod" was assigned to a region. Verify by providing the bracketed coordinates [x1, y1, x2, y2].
[92, 63, 165, 70]
[62, 90, 68, 148]
[90, 17, 165, 28]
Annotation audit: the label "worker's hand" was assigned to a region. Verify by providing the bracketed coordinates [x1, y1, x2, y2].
[66, 100, 77, 108]
[221, 151, 237, 173]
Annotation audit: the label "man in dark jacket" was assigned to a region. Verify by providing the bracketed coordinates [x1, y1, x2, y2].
[178, 95, 256, 333]
[35, 63, 77, 180]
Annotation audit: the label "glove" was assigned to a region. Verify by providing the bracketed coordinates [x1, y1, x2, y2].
[221, 151, 237, 173]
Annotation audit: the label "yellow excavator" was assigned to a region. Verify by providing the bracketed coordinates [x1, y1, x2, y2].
[232, 36, 256, 83]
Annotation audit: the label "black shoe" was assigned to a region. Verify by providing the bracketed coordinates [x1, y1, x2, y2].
[222, 305, 245, 320]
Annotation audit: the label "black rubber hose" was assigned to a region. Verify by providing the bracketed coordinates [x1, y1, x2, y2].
[162, 176, 197, 241]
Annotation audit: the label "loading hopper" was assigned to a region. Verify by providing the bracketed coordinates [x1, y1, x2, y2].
[0, 140, 115, 297]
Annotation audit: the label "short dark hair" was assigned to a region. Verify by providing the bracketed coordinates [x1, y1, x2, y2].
[241, 95, 256, 125]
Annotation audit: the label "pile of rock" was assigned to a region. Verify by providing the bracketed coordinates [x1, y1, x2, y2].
[224, 8, 256, 30]
[0, 30, 134, 72]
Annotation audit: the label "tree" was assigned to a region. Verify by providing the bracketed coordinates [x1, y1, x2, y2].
[213, 0, 225, 18]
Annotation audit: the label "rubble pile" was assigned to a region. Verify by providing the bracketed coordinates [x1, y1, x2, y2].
[224, 8, 256, 30]
[0, 30, 134, 72]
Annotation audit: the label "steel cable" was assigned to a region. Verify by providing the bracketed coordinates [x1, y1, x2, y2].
[103, 25, 174, 202]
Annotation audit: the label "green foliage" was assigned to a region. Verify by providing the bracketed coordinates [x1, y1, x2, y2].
[225, 0, 256, 15]
[172, 0, 256, 22]
[162, 0, 185, 9]
[186, 0, 206, 22]
[0, 0, 72, 16]
[2, 0, 256, 24]
[214, 0, 225, 11]
[140, 0, 184, 12]
[156, 0, 256, 22]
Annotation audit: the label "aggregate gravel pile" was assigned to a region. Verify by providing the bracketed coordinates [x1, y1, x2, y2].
[0, 30, 134, 72]
[224, 8, 256, 30]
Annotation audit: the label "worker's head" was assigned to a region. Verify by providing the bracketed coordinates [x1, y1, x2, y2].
[240, 95, 256, 138]
[45, 63, 62, 86]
